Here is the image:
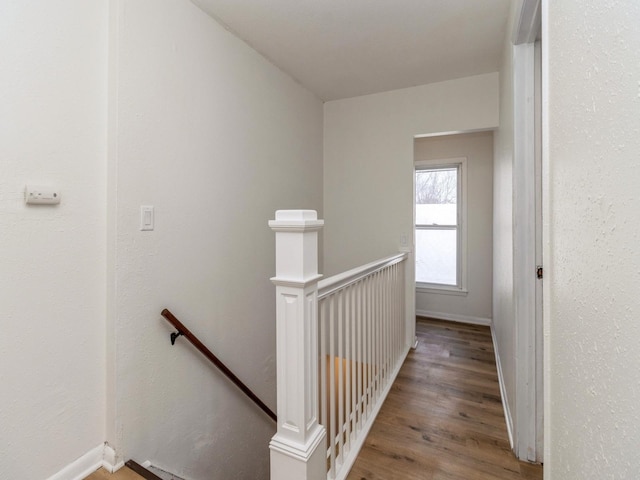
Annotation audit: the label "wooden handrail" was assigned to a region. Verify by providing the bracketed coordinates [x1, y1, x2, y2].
[161, 308, 277, 423]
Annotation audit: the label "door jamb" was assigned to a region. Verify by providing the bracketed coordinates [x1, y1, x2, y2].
[512, 0, 543, 464]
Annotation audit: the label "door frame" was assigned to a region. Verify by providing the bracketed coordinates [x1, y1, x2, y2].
[512, 0, 543, 463]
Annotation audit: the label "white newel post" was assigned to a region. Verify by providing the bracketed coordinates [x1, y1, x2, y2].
[269, 210, 326, 480]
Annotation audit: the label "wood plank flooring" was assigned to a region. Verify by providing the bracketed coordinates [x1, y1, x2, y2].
[346, 317, 543, 480]
[85, 460, 168, 480]
[84, 467, 145, 480]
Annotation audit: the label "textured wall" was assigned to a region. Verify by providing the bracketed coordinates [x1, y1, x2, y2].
[108, 1, 323, 479]
[0, 1, 108, 478]
[414, 131, 494, 322]
[546, 0, 640, 477]
[323, 73, 499, 277]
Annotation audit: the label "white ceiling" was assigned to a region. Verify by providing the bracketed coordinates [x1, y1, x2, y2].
[190, 0, 512, 101]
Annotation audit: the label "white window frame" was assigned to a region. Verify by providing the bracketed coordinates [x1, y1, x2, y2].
[414, 157, 468, 295]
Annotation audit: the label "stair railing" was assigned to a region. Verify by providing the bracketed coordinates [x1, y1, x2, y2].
[318, 252, 407, 479]
[161, 308, 277, 422]
[269, 210, 410, 480]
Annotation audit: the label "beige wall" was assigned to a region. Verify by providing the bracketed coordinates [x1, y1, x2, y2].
[545, 0, 640, 477]
[0, 2, 108, 479]
[492, 0, 520, 443]
[323, 73, 499, 278]
[323, 73, 498, 356]
[108, 0, 323, 478]
[414, 131, 493, 323]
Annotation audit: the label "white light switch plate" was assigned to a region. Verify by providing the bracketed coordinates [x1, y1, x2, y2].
[140, 206, 154, 231]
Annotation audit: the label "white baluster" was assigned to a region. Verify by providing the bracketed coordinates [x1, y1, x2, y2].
[337, 290, 344, 466]
[320, 299, 328, 456]
[329, 294, 336, 478]
[344, 285, 355, 453]
[356, 280, 363, 430]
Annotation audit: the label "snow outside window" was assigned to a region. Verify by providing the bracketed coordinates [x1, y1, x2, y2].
[415, 164, 462, 288]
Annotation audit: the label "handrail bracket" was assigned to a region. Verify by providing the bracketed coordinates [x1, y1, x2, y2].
[170, 330, 184, 345]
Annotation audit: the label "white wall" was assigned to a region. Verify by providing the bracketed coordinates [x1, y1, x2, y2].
[414, 131, 493, 323]
[108, 1, 323, 479]
[492, 0, 520, 444]
[0, 1, 108, 479]
[545, 0, 640, 477]
[323, 73, 499, 277]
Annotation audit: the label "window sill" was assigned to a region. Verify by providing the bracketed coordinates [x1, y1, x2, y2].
[416, 284, 468, 296]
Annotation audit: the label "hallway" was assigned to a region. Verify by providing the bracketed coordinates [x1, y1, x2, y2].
[346, 318, 542, 480]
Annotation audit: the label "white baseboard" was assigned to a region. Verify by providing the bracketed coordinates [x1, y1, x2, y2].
[46, 442, 124, 480]
[102, 444, 124, 473]
[490, 324, 514, 450]
[416, 309, 492, 326]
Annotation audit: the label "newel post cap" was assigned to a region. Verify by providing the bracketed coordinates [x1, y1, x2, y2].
[269, 210, 324, 231]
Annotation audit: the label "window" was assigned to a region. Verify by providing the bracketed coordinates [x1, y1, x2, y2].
[415, 158, 466, 292]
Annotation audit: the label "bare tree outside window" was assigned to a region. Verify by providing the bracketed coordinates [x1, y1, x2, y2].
[416, 168, 457, 205]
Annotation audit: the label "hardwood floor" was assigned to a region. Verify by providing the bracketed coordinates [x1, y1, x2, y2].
[84, 460, 164, 480]
[84, 467, 144, 480]
[346, 317, 543, 480]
